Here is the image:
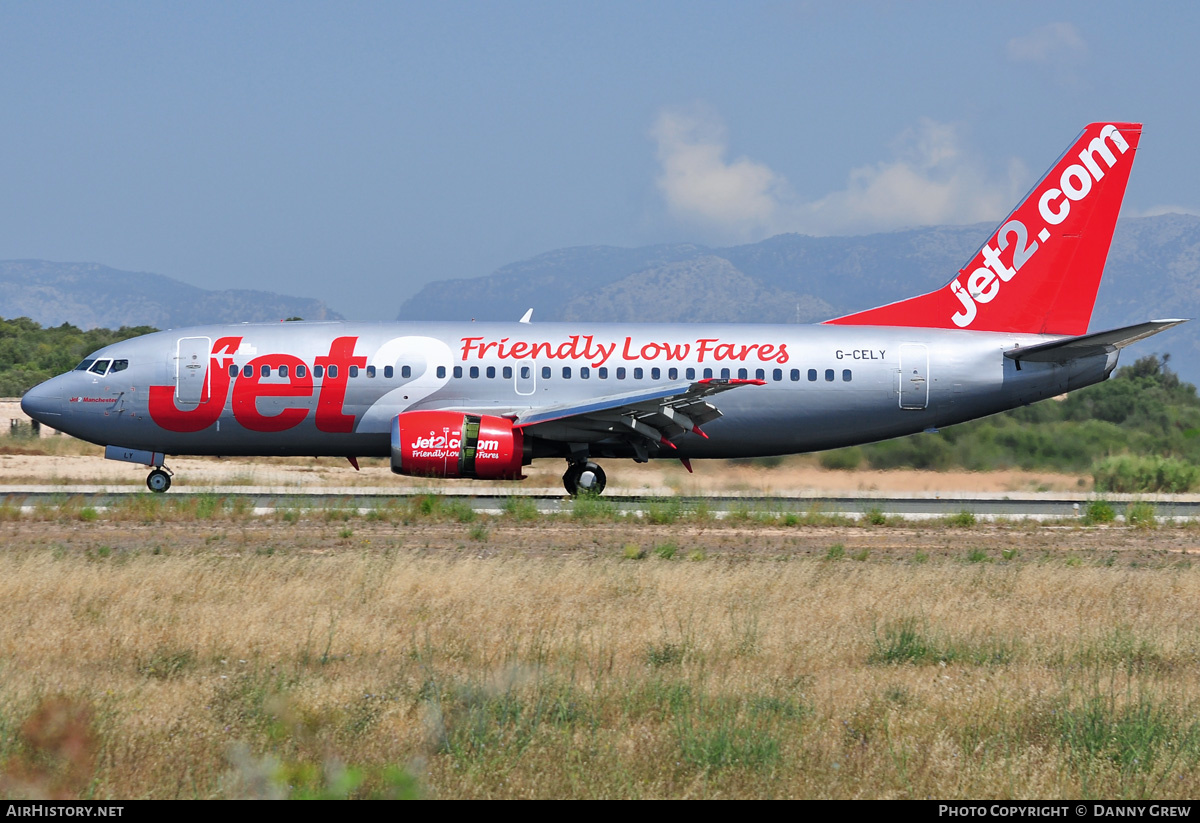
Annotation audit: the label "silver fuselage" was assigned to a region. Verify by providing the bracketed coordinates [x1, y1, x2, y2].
[21, 321, 1115, 460]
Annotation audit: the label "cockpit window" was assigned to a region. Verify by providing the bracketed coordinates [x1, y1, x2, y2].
[74, 359, 95, 372]
[109, 360, 129, 373]
[88, 360, 111, 375]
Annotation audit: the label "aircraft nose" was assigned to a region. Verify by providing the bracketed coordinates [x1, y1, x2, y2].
[21, 379, 64, 424]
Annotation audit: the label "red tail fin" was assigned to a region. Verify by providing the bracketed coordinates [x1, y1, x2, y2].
[826, 123, 1141, 335]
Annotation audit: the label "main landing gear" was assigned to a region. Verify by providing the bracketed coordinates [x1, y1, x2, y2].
[146, 467, 173, 493]
[563, 460, 606, 496]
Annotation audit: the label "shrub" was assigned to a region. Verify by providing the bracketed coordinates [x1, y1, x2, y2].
[1126, 501, 1157, 529]
[819, 447, 862, 470]
[945, 510, 977, 528]
[1083, 500, 1117, 524]
[1093, 455, 1200, 493]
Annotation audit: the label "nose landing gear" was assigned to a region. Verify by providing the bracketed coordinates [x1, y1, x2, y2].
[147, 467, 173, 493]
[563, 460, 606, 496]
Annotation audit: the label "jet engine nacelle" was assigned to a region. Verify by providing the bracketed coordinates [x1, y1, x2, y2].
[391, 410, 525, 479]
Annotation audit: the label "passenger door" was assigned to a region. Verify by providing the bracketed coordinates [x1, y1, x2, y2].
[175, 337, 211, 405]
[898, 343, 929, 410]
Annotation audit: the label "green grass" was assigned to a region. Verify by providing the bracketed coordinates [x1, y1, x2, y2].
[1056, 690, 1200, 777]
[643, 498, 682, 524]
[868, 617, 1016, 666]
[571, 492, 620, 521]
[1126, 501, 1157, 529]
[500, 496, 540, 521]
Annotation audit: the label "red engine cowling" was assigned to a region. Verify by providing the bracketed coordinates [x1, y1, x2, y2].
[391, 411, 525, 480]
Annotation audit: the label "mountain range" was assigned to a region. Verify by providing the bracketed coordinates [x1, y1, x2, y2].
[398, 214, 1200, 385]
[5, 213, 1199, 385]
[0, 260, 342, 330]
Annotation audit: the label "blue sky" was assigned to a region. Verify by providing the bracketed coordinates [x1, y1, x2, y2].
[1, 1, 1197, 320]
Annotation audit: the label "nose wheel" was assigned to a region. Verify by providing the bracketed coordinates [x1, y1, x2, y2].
[146, 468, 173, 493]
[563, 461, 606, 496]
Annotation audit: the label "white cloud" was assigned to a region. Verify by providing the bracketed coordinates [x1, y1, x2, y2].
[802, 118, 1026, 235]
[651, 105, 790, 241]
[1007, 22, 1088, 86]
[650, 107, 1027, 240]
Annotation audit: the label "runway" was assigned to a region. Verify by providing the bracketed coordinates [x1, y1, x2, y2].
[3, 485, 1200, 520]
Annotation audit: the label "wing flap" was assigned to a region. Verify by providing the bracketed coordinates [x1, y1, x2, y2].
[514, 378, 764, 443]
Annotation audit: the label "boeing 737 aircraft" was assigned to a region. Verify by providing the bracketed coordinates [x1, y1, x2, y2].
[20, 122, 1185, 495]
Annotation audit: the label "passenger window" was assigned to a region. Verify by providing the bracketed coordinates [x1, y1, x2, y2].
[453, 366, 463, 378]
[382, 366, 392, 378]
[598, 367, 608, 379]
[298, 365, 307, 378]
[807, 369, 817, 382]
[328, 365, 338, 379]
[651, 368, 660, 380]
[668, 368, 678, 380]
[634, 368, 643, 380]
[314, 365, 325, 378]
[542, 366, 551, 379]
[366, 365, 375, 378]
[580, 367, 590, 379]
[110, 360, 128, 373]
[755, 369, 765, 380]
[686, 368, 696, 380]
[503, 366, 513, 379]
[773, 369, 782, 381]
[401, 365, 410, 378]
[520, 366, 530, 379]
[843, 369, 852, 382]
[617, 368, 626, 380]
[349, 366, 359, 378]
[486, 366, 496, 378]
[89, 360, 111, 375]
[436, 366, 446, 379]
[279, 364, 289, 378]
[703, 368, 713, 379]
[470, 366, 479, 378]
[244, 365, 254, 378]
[261, 364, 270, 378]
[562, 367, 571, 379]
[737, 368, 748, 380]
[720, 368, 730, 379]
[825, 369, 835, 382]
[229, 364, 238, 377]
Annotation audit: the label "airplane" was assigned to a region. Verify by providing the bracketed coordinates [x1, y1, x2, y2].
[20, 122, 1185, 496]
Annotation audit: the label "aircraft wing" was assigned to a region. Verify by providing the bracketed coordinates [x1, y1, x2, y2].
[1004, 319, 1188, 364]
[513, 378, 765, 447]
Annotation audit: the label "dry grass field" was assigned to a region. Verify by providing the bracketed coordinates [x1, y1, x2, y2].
[1, 496, 1200, 799]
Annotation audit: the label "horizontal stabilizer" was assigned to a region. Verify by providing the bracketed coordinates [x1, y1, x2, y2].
[1004, 320, 1188, 364]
